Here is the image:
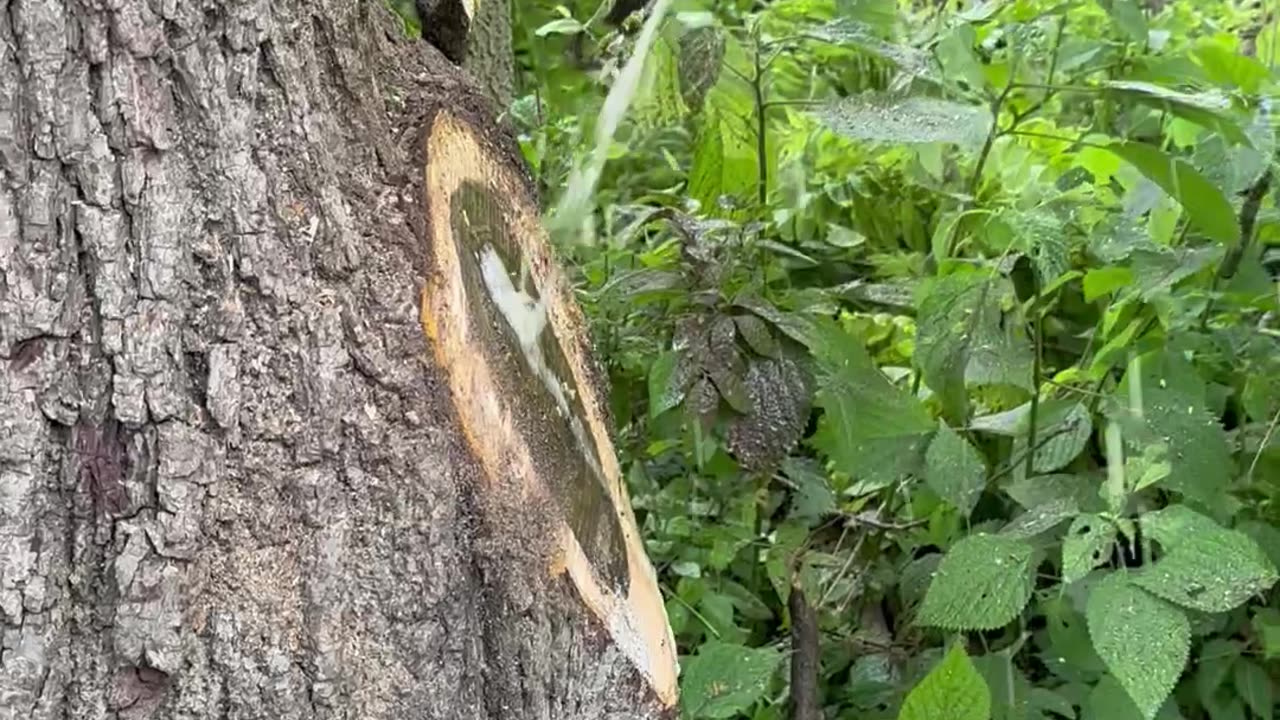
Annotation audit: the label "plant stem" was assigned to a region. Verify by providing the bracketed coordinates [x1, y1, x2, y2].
[1024, 307, 1044, 477]
[753, 35, 768, 207]
[967, 81, 1015, 197]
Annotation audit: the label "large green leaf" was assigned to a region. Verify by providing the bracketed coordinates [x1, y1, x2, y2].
[1087, 573, 1190, 720]
[1104, 141, 1239, 245]
[818, 94, 993, 147]
[924, 422, 987, 517]
[1131, 513, 1278, 612]
[679, 641, 782, 718]
[898, 644, 991, 720]
[811, 323, 935, 491]
[919, 533, 1036, 630]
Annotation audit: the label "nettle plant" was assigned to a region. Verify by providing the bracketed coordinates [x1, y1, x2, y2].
[523, 0, 1280, 718]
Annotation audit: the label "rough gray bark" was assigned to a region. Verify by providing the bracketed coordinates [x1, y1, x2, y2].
[0, 1, 672, 718]
[464, 0, 514, 108]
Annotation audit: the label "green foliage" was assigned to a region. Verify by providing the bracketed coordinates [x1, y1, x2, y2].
[1062, 514, 1118, 584]
[920, 533, 1035, 631]
[680, 641, 783, 718]
[1087, 573, 1190, 720]
[512, 0, 1280, 716]
[897, 644, 990, 720]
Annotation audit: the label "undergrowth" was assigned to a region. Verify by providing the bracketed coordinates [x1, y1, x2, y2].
[510, 0, 1280, 718]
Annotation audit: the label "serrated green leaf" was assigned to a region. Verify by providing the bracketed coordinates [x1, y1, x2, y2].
[1006, 209, 1072, 286]
[924, 422, 987, 517]
[812, 322, 935, 491]
[919, 533, 1036, 630]
[1103, 141, 1239, 245]
[898, 644, 991, 720]
[818, 94, 993, 147]
[1086, 573, 1190, 720]
[679, 641, 782, 718]
[1063, 514, 1118, 584]
[689, 104, 757, 214]
[1139, 390, 1232, 506]
[1233, 659, 1272, 720]
[1139, 504, 1223, 549]
[633, 36, 689, 129]
[1126, 245, 1224, 302]
[1240, 520, 1280, 574]
[1131, 521, 1278, 612]
[1119, 354, 1233, 507]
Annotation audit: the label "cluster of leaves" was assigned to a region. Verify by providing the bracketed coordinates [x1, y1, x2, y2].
[513, 0, 1280, 718]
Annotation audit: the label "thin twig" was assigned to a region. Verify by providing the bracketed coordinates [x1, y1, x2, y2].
[1247, 406, 1280, 482]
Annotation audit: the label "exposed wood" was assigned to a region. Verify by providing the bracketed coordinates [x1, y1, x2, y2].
[0, 0, 676, 717]
[421, 110, 678, 706]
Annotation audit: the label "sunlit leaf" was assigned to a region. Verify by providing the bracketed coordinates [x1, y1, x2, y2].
[898, 644, 990, 720]
[1103, 141, 1239, 245]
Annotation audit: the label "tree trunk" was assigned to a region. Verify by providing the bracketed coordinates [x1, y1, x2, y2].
[464, 0, 515, 108]
[0, 1, 676, 718]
